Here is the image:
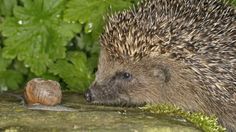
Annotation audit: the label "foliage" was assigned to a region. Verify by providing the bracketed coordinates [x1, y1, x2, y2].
[0, 0, 235, 92]
[0, 49, 23, 91]
[0, 0, 138, 92]
[49, 51, 94, 92]
[0, 0, 17, 17]
[1, 0, 81, 75]
[64, 0, 136, 39]
[141, 104, 226, 132]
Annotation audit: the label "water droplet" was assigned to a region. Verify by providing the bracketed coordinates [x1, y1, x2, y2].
[87, 23, 93, 29]
[65, 20, 75, 24]
[39, 19, 44, 23]
[79, 19, 85, 24]
[18, 20, 23, 25]
[56, 14, 60, 18]
[85, 22, 93, 33]
[25, 64, 29, 68]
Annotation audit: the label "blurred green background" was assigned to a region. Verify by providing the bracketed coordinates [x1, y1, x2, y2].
[0, 0, 235, 92]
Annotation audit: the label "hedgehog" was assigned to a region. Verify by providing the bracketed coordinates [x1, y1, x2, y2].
[84, 0, 236, 131]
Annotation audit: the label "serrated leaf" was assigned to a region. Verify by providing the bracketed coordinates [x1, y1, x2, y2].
[49, 51, 93, 92]
[64, 0, 133, 39]
[1, 0, 82, 75]
[0, 70, 23, 90]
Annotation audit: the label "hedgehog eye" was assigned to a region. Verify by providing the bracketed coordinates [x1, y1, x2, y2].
[122, 72, 132, 80]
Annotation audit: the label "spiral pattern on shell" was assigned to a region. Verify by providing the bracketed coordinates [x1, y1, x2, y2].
[24, 78, 62, 106]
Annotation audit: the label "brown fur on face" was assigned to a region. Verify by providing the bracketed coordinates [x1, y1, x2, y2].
[88, 49, 236, 131]
[89, 49, 207, 110]
[85, 0, 236, 131]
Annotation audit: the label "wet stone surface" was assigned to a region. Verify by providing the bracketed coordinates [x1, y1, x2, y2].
[0, 93, 200, 132]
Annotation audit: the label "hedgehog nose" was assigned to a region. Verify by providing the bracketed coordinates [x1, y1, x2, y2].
[84, 89, 93, 102]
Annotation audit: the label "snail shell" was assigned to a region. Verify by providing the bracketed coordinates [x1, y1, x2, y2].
[24, 78, 62, 106]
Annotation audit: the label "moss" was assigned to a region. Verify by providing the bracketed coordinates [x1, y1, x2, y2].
[141, 104, 226, 132]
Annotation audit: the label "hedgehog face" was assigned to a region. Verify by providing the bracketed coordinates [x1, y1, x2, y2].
[84, 49, 203, 110]
[84, 49, 173, 106]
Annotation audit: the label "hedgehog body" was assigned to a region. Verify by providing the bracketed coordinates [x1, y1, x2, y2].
[85, 0, 236, 131]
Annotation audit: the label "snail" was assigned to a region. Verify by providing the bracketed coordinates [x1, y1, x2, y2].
[3, 78, 76, 111]
[24, 78, 62, 106]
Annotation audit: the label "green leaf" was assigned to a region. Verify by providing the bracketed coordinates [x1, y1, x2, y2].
[26, 72, 60, 83]
[12, 60, 29, 74]
[87, 54, 99, 72]
[64, 0, 134, 39]
[0, 0, 17, 16]
[75, 33, 100, 53]
[49, 51, 94, 92]
[0, 49, 11, 71]
[1, 0, 82, 75]
[40, 73, 60, 81]
[0, 70, 23, 90]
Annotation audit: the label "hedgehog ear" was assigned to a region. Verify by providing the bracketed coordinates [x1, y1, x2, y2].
[153, 64, 171, 83]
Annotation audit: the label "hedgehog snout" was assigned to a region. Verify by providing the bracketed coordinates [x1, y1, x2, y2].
[84, 82, 98, 102]
[84, 89, 93, 102]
